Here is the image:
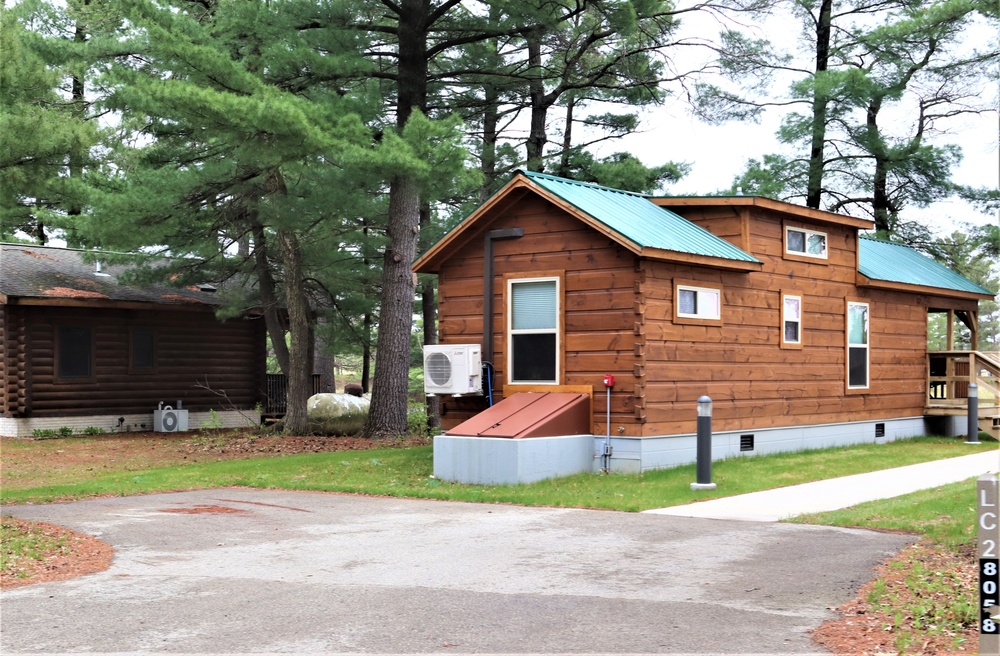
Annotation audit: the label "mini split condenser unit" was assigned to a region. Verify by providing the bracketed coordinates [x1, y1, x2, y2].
[154, 403, 189, 432]
[423, 344, 482, 396]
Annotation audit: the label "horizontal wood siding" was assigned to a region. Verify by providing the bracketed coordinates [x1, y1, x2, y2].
[18, 306, 266, 418]
[436, 196, 639, 430]
[637, 208, 933, 436]
[432, 193, 982, 438]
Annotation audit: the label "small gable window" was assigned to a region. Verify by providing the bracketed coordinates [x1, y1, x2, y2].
[676, 283, 721, 322]
[507, 276, 561, 384]
[57, 325, 93, 379]
[786, 226, 828, 259]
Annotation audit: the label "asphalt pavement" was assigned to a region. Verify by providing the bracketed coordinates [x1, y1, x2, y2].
[3, 450, 997, 654]
[2, 489, 911, 654]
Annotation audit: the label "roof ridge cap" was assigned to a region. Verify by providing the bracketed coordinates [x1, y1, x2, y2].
[519, 169, 652, 199]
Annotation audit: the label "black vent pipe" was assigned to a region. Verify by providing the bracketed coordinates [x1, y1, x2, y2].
[483, 228, 524, 365]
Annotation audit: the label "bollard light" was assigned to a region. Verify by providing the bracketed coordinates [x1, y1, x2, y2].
[692, 395, 717, 491]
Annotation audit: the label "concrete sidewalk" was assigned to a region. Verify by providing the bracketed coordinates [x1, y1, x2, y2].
[644, 449, 999, 522]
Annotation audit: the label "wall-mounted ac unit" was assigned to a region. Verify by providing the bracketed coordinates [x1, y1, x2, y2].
[423, 344, 482, 396]
[154, 404, 189, 432]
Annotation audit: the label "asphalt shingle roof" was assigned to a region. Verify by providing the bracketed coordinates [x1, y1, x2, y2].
[0, 243, 223, 306]
[858, 236, 994, 296]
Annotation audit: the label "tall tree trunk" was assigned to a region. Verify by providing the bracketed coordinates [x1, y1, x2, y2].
[364, 174, 421, 436]
[64, 1, 89, 248]
[278, 229, 311, 434]
[480, 78, 499, 202]
[865, 97, 891, 233]
[250, 220, 290, 376]
[362, 311, 372, 393]
[525, 27, 547, 172]
[314, 327, 335, 393]
[557, 96, 575, 176]
[806, 0, 833, 209]
[364, 0, 428, 437]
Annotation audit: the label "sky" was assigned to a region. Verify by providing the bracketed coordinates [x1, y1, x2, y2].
[607, 6, 1000, 237]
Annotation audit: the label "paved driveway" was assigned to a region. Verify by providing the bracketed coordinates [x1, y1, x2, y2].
[1, 489, 912, 654]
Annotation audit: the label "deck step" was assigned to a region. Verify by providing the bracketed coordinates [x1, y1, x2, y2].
[980, 416, 1000, 441]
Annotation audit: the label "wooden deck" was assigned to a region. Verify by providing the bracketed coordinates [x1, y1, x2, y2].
[925, 350, 1000, 439]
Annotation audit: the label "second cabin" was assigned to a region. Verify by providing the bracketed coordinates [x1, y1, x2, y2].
[413, 171, 998, 477]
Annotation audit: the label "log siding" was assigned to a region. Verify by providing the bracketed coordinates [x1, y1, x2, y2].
[4, 305, 266, 418]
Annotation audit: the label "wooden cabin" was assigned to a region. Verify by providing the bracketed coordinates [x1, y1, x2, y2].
[414, 171, 998, 474]
[0, 244, 267, 437]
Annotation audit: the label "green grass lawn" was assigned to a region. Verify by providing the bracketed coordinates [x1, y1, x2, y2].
[3, 435, 995, 509]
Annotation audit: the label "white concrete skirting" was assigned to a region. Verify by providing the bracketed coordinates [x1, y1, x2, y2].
[0, 409, 256, 438]
[433, 434, 594, 485]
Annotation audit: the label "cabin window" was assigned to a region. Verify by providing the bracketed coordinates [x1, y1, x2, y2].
[785, 226, 828, 259]
[57, 325, 93, 378]
[507, 276, 560, 384]
[676, 284, 721, 321]
[781, 293, 803, 347]
[847, 301, 870, 389]
[130, 328, 156, 371]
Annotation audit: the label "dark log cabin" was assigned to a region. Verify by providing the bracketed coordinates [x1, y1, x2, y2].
[1, 244, 267, 437]
[414, 171, 997, 474]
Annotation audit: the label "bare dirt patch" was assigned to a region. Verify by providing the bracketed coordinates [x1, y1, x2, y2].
[811, 541, 979, 654]
[1, 517, 114, 590]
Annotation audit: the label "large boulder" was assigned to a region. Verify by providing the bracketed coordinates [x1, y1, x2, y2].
[307, 393, 370, 421]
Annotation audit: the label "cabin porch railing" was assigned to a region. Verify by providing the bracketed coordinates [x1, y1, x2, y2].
[264, 374, 322, 416]
[926, 351, 1000, 437]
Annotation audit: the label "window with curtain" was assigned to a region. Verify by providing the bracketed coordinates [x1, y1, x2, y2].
[676, 285, 721, 320]
[508, 278, 559, 383]
[783, 294, 802, 345]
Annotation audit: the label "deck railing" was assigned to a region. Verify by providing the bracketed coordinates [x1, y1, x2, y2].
[927, 350, 1000, 408]
[264, 374, 322, 416]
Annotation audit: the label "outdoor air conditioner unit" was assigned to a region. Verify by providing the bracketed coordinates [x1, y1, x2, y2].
[154, 403, 189, 432]
[423, 344, 482, 396]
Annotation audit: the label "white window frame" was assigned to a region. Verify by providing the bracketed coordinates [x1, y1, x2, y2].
[676, 284, 721, 321]
[506, 275, 561, 385]
[781, 293, 803, 347]
[847, 301, 870, 390]
[785, 226, 828, 259]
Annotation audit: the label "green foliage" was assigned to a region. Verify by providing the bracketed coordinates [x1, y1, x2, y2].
[203, 409, 224, 431]
[82, 426, 105, 436]
[30, 429, 58, 439]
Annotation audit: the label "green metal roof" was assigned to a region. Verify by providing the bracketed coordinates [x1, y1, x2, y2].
[523, 171, 760, 264]
[858, 236, 994, 296]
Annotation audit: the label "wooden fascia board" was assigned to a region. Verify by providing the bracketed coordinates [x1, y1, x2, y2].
[413, 178, 534, 274]
[653, 197, 874, 230]
[640, 247, 763, 272]
[857, 273, 995, 302]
